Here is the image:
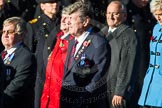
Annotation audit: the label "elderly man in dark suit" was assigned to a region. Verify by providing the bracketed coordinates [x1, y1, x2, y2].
[100, 1, 139, 108]
[0, 17, 36, 108]
[60, 1, 111, 108]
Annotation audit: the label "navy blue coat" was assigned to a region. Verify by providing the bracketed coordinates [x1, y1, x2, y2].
[61, 28, 111, 108]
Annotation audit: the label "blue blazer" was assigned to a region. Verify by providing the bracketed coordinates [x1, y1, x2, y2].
[62, 29, 111, 94]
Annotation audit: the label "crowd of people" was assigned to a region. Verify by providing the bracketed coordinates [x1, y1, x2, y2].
[0, 0, 162, 108]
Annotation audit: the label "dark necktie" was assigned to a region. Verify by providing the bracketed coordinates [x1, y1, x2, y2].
[108, 30, 112, 34]
[68, 39, 78, 69]
[1, 50, 7, 59]
[107, 31, 113, 41]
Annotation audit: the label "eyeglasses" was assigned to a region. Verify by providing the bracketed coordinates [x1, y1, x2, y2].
[106, 12, 124, 16]
[1, 30, 17, 35]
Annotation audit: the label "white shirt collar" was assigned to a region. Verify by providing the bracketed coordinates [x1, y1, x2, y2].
[108, 27, 117, 33]
[5, 41, 22, 58]
[74, 27, 92, 56]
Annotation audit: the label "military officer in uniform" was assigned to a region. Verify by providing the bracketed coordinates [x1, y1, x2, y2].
[25, 0, 61, 108]
[25, 0, 61, 53]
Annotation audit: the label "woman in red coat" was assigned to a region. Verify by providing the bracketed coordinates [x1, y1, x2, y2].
[40, 6, 73, 108]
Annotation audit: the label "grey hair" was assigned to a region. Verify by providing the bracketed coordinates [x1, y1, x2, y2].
[65, 0, 90, 22]
[150, 0, 162, 13]
[3, 17, 27, 35]
[108, 0, 127, 13]
[61, 5, 72, 15]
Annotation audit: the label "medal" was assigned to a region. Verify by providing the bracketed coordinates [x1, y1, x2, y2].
[79, 54, 86, 67]
[4, 52, 15, 64]
[6, 69, 11, 80]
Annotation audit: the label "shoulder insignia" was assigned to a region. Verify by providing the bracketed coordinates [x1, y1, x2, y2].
[29, 18, 38, 24]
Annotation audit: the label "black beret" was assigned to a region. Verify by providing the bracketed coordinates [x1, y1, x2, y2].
[38, 0, 58, 3]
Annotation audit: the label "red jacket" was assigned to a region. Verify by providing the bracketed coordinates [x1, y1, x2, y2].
[41, 31, 70, 108]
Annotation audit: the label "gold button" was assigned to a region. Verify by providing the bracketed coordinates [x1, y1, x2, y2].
[43, 23, 46, 26]
[45, 34, 48, 38]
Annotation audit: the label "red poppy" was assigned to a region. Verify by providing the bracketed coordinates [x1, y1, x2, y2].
[83, 40, 91, 47]
[150, 36, 154, 41]
[59, 39, 68, 53]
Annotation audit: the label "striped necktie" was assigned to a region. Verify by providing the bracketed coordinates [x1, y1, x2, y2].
[1, 50, 7, 60]
[68, 40, 78, 69]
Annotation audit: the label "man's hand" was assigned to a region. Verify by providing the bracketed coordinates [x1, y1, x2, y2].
[112, 95, 123, 107]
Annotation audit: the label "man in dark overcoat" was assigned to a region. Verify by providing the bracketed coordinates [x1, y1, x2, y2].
[100, 1, 139, 108]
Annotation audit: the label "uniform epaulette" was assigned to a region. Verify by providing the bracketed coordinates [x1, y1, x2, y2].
[29, 18, 38, 24]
